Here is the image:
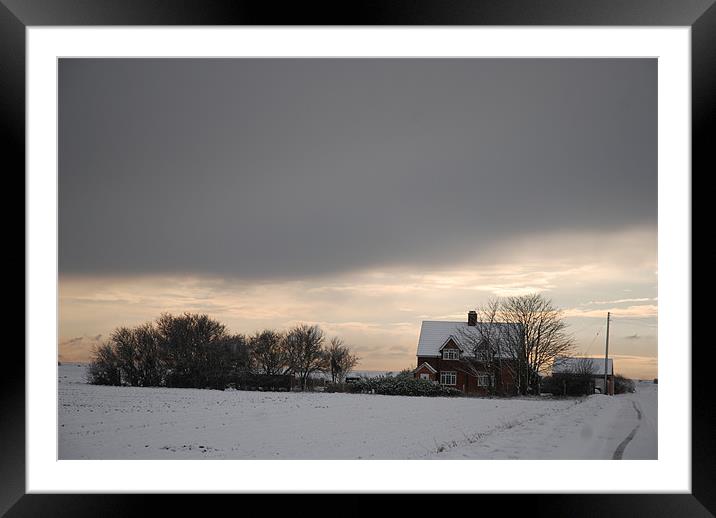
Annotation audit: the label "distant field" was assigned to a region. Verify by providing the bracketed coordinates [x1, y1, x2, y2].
[58, 364, 656, 460]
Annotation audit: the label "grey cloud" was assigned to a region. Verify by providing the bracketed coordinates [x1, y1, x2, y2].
[59, 58, 656, 279]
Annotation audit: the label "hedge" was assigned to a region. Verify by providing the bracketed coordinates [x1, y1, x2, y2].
[346, 375, 462, 397]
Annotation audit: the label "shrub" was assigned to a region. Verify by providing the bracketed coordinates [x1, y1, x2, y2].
[324, 382, 349, 393]
[236, 373, 292, 391]
[86, 343, 122, 385]
[541, 374, 593, 396]
[396, 367, 415, 379]
[614, 374, 636, 394]
[349, 375, 462, 397]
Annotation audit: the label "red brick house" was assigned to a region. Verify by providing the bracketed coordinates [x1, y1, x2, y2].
[413, 311, 521, 395]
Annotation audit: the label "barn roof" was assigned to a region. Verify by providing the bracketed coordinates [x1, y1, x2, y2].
[552, 356, 614, 376]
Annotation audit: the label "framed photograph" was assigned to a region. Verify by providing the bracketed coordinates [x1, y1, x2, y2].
[8, 0, 709, 514]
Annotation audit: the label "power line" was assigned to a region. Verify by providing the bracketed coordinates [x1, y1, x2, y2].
[583, 329, 601, 356]
[604, 312, 611, 395]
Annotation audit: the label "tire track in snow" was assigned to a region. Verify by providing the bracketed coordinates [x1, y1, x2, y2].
[612, 400, 642, 460]
[431, 399, 584, 457]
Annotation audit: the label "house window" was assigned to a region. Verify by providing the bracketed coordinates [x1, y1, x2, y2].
[475, 348, 489, 362]
[442, 348, 459, 360]
[477, 374, 491, 387]
[440, 371, 457, 386]
[419, 373, 430, 380]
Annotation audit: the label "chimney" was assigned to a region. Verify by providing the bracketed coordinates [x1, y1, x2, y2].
[467, 310, 477, 326]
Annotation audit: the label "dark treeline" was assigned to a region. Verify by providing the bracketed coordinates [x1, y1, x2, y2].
[87, 313, 359, 391]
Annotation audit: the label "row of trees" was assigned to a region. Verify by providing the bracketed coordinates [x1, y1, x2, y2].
[456, 294, 575, 395]
[87, 313, 359, 390]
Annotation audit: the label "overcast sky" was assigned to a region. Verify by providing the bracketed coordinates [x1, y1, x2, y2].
[59, 58, 657, 376]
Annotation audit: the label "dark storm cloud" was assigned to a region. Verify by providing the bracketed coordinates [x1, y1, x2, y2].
[59, 58, 656, 279]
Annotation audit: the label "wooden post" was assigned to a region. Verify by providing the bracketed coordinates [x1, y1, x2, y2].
[604, 312, 611, 395]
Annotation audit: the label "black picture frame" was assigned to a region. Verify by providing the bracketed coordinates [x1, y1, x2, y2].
[5, 0, 709, 515]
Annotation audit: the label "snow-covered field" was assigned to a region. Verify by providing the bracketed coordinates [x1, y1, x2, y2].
[58, 364, 657, 460]
[428, 380, 657, 459]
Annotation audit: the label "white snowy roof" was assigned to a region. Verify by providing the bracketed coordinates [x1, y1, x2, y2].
[414, 362, 437, 374]
[416, 321, 517, 358]
[552, 357, 613, 376]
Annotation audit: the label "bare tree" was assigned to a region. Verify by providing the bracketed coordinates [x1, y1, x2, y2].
[500, 294, 575, 395]
[86, 342, 121, 385]
[132, 322, 164, 387]
[548, 356, 595, 396]
[250, 329, 287, 375]
[456, 299, 503, 394]
[87, 313, 252, 389]
[283, 324, 329, 390]
[88, 322, 165, 387]
[569, 357, 596, 395]
[111, 326, 140, 386]
[326, 337, 360, 383]
[154, 312, 227, 388]
[208, 333, 250, 389]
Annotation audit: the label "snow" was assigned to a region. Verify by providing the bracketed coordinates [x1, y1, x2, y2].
[428, 381, 657, 459]
[58, 364, 656, 460]
[416, 320, 515, 357]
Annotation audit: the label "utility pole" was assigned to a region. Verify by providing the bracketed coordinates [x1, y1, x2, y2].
[604, 312, 611, 395]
